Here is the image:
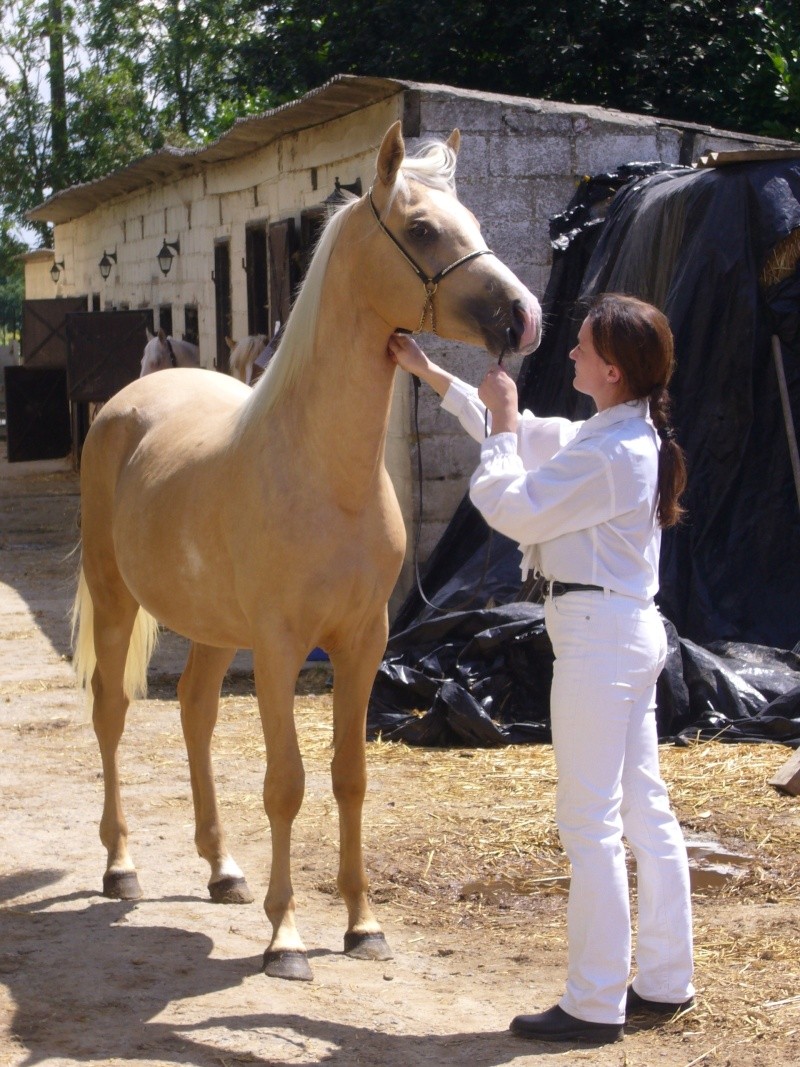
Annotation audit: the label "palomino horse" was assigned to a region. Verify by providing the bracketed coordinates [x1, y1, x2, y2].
[140, 328, 200, 375]
[72, 121, 541, 981]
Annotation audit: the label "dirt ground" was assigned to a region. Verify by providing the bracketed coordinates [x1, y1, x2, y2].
[1, 456, 799, 1067]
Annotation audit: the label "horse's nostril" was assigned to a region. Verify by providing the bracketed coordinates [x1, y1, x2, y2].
[507, 301, 526, 349]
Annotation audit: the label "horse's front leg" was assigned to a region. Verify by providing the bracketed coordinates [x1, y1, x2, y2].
[329, 618, 393, 962]
[178, 642, 254, 904]
[253, 636, 312, 981]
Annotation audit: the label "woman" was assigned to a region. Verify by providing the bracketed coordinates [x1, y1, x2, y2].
[388, 293, 695, 1044]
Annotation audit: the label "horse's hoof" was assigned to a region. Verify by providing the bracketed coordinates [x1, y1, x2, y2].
[208, 876, 254, 904]
[102, 870, 143, 900]
[343, 931, 394, 961]
[262, 949, 314, 982]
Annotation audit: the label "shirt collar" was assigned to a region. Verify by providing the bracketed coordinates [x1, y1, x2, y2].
[574, 399, 650, 441]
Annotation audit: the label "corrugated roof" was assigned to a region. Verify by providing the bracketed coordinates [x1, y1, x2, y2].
[27, 74, 407, 225]
[28, 72, 800, 225]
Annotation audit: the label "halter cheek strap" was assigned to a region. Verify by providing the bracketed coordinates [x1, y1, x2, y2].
[369, 187, 494, 334]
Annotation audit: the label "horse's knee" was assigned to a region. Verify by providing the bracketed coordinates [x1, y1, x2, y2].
[331, 768, 367, 808]
[263, 770, 305, 822]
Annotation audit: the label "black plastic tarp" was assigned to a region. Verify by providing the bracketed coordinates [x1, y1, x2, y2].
[368, 159, 800, 749]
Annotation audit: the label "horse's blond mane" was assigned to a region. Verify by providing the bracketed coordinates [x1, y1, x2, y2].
[235, 137, 457, 431]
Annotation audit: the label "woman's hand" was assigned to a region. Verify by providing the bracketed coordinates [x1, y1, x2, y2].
[387, 333, 455, 398]
[387, 333, 429, 376]
[479, 365, 519, 434]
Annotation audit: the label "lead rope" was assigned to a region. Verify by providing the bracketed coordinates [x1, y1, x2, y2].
[411, 375, 496, 614]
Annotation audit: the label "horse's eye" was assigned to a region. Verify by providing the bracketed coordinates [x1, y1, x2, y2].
[409, 221, 433, 242]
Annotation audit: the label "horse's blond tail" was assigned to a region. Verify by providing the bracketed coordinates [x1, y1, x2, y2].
[71, 567, 159, 704]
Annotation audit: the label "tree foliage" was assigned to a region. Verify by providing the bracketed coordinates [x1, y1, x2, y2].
[0, 0, 798, 246]
[239, 0, 800, 138]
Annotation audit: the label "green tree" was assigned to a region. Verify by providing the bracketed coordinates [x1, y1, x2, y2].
[0, 223, 25, 341]
[239, 0, 799, 137]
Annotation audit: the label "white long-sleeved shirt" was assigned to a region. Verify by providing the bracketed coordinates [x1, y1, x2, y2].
[441, 377, 661, 601]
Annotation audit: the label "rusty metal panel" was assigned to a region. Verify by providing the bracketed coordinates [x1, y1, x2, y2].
[65, 309, 154, 403]
[22, 297, 88, 367]
[4, 366, 71, 462]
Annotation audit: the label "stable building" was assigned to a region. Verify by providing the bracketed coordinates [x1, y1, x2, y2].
[18, 74, 798, 608]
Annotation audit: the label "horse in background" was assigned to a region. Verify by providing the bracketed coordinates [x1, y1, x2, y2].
[141, 328, 200, 375]
[227, 334, 268, 385]
[71, 121, 541, 982]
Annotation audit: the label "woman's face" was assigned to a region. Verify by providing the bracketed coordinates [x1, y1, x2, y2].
[569, 318, 624, 410]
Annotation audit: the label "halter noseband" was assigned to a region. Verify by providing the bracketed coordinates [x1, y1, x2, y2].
[368, 187, 494, 334]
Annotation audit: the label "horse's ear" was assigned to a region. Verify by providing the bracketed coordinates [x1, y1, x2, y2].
[225, 336, 235, 350]
[446, 129, 461, 156]
[146, 328, 154, 341]
[157, 328, 166, 342]
[376, 120, 405, 187]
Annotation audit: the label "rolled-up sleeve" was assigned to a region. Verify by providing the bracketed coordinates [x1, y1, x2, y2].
[469, 433, 618, 545]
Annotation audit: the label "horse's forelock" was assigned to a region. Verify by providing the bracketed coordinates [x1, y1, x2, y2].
[399, 138, 458, 194]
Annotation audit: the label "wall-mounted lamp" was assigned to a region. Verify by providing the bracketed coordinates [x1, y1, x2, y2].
[157, 237, 180, 276]
[324, 177, 362, 206]
[50, 259, 65, 284]
[98, 249, 117, 280]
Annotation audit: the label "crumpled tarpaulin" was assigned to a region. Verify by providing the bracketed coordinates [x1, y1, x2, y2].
[368, 604, 800, 748]
[369, 159, 800, 748]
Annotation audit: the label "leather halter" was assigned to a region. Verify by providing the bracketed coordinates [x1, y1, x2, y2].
[368, 187, 494, 334]
[165, 336, 178, 367]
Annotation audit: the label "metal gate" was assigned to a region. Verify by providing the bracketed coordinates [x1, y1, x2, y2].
[65, 309, 154, 462]
[65, 309, 153, 403]
[22, 297, 88, 366]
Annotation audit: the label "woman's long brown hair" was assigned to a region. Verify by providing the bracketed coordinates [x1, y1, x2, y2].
[586, 293, 687, 528]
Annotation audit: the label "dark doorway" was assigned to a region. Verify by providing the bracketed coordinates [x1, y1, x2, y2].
[245, 224, 269, 337]
[214, 240, 232, 372]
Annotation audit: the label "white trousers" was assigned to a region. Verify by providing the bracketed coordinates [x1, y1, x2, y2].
[545, 590, 694, 1025]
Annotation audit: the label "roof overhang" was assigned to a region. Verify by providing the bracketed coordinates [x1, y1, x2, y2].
[27, 74, 408, 225]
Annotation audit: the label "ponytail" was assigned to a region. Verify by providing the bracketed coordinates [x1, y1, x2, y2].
[649, 385, 687, 528]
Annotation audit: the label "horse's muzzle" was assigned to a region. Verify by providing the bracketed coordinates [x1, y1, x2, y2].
[508, 299, 542, 356]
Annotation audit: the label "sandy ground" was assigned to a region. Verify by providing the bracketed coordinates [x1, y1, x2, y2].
[1, 455, 799, 1067]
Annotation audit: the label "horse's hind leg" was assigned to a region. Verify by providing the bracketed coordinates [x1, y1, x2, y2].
[91, 589, 143, 900]
[330, 621, 393, 962]
[178, 642, 254, 904]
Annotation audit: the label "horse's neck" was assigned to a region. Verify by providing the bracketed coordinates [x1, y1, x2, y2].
[243, 273, 397, 507]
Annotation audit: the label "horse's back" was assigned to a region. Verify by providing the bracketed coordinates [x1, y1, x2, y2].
[87, 368, 248, 461]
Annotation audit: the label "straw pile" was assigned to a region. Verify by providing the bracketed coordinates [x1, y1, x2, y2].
[761, 226, 800, 288]
[206, 672, 800, 1057]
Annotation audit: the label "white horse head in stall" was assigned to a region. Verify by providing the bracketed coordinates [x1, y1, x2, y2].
[140, 328, 201, 376]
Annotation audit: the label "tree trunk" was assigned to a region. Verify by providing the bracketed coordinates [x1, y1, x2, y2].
[48, 0, 69, 192]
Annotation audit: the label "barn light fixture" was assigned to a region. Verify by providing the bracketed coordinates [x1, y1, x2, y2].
[50, 259, 65, 283]
[157, 238, 180, 276]
[98, 249, 117, 280]
[324, 177, 362, 205]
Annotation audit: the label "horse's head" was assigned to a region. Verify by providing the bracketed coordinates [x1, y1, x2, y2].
[364, 121, 541, 359]
[140, 328, 171, 376]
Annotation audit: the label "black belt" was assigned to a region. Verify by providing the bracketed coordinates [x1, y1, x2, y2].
[546, 580, 605, 598]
